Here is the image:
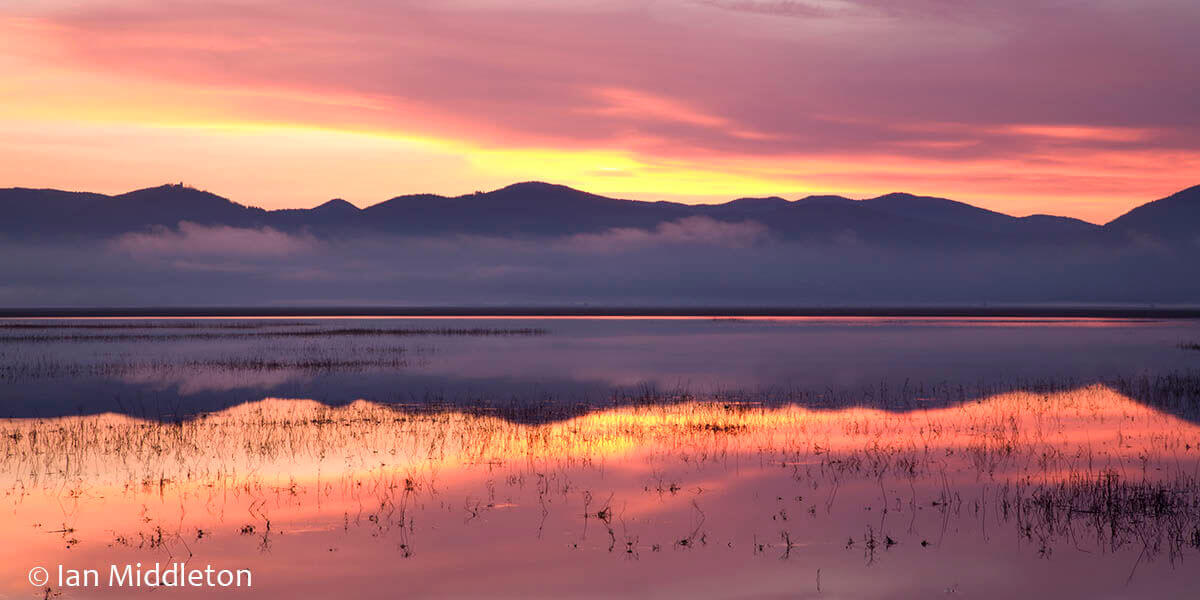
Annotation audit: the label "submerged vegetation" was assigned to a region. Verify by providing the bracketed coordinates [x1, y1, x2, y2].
[4, 318, 1200, 596]
[0, 321, 316, 330]
[3, 382, 1200, 572]
[0, 343, 424, 382]
[0, 326, 547, 343]
[0, 319, 544, 383]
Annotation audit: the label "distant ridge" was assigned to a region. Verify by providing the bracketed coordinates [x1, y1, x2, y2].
[1106, 185, 1200, 243]
[0, 181, 1195, 247]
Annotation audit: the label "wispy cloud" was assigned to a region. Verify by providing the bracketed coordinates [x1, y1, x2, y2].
[566, 217, 769, 253]
[690, 0, 861, 19]
[112, 222, 318, 258]
[0, 0, 1197, 219]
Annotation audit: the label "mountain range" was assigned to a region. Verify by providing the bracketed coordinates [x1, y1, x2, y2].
[2, 181, 1197, 247]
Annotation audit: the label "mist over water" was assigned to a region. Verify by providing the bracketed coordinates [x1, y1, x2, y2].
[2, 221, 1198, 306]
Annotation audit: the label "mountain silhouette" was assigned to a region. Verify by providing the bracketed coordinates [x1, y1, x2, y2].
[0, 188, 109, 236]
[364, 182, 689, 236]
[1106, 184, 1200, 244]
[0, 181, 1195, 248]
[2, 184, 268, 236]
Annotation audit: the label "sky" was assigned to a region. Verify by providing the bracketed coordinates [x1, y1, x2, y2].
[1, 0, 1197, 223]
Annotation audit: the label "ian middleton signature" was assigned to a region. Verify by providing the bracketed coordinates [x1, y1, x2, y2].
[28, 563, 252, 589]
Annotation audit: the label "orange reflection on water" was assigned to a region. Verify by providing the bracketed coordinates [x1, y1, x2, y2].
[2, 386, 1199, 598]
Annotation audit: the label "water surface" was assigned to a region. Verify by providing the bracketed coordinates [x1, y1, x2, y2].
[2, 317, 1199, 598]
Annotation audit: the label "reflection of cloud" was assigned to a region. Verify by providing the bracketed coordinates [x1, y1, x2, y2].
[120, 365, 306, 394]
[112, 222, 317, 258]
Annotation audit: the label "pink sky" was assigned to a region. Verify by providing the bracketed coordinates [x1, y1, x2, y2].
[1, 0, 1197, 222]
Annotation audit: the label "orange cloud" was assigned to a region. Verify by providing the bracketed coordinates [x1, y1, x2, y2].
[0, 1, 1197, 221]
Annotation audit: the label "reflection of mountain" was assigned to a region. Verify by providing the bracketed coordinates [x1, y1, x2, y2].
[5, 388, 1197, 596]
[3, 318, 1198, 422]
[3, 181, 1197, 245]
[7, 368, 1199, 426]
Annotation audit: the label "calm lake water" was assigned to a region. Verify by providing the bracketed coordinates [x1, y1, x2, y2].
[2, 317, 1200, 598]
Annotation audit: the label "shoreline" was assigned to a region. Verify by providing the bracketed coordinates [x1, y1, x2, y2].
[2, 306, 1200, 319]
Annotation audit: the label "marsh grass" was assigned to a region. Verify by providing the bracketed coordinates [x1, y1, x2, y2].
[0, 321, 316, 330]
[0, 344, 424, 382]
[3, 380, 1200, 567]
[998, 471, 1200, 562]
[0, 327, 547, 343]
